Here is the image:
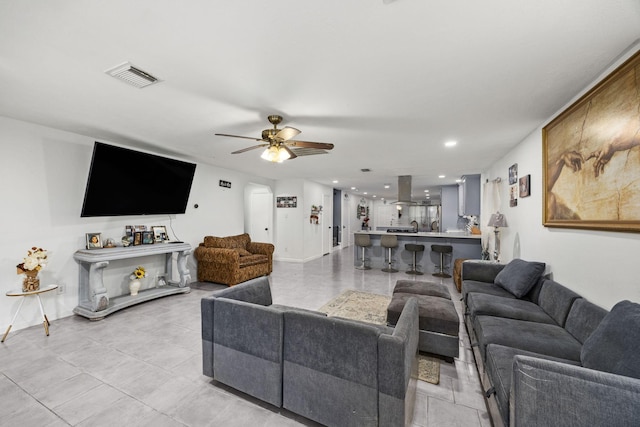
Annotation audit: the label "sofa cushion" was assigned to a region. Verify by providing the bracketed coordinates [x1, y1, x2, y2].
[474, 315, 583, 361]
[466, 292, 555, 324]
[494, 259, 546, 298]
[536, 279, 581, 327]
[563, 298, 608, 345]
[485, 344, 580, 426]
[581, 300, 640, 379]
[461, 280, 516, 305]
[211, 276, 272, 305]
[238, 254, 268, 268]
[235, 248, 253, 257]
[204, 233, 251, 250]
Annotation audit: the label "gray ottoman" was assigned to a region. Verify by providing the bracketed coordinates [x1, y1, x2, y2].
[387, 281, 460, 359]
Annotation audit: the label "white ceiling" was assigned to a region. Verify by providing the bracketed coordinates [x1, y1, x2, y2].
[1, 1, 639, 201]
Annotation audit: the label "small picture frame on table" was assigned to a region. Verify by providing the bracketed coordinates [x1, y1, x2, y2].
[152, 226, 168, 243]
[86, 232, 103, 249]
[142, 231, 154, 244]
[133, 232, 142, 246]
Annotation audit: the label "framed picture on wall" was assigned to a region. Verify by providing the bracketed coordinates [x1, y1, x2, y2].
[509, 163, 518, 185]
[276, 196, 297, 208]
[543, 50, 640, 232]
[509, 185, 518, 207]
[519, 175, 531, 198]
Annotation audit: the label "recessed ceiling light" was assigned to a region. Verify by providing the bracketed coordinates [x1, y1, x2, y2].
[351, 187, 356, 190]
[363, 192, 368, 195]
[384, 184, 390, 189]
[424, 189, 429, 193]
[332, 180, 338, 184]
[455, 179, 462, 183]
[438, 175, 445, 179]
[445, 140, 457, 147]
[373, 195, 377, 198]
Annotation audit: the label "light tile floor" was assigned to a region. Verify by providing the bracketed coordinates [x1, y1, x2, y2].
[0, 247, 491, 427]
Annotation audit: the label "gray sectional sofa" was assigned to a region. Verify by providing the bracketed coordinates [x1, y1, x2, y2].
[461, 259, 640, 427]
[201, 276, 420, 427]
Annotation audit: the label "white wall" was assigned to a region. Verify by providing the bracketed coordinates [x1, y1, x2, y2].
[0, 116, 273, 332]
[273, 179, 334, 262]
[485, 44, 640, 310]
[273, 179, 304, 261]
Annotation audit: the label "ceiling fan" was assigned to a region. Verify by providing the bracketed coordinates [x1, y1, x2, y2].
[215, 115, 334, 162]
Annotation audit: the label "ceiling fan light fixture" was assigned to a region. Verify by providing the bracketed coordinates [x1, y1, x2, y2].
[261, 146, 290, 163]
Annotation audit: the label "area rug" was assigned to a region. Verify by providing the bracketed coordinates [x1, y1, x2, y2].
[318, 289, 440, 385]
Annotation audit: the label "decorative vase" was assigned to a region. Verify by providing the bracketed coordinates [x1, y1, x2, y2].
[129, 279, 141, 296]
[22, 270, 40, 292]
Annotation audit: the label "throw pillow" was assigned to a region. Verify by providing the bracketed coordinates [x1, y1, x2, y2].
[581, 300, 640, 379]
[235, 248, 252, 257]
[493, 259, 545, 298]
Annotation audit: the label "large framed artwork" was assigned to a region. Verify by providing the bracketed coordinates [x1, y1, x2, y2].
[543, 50, 640, 232]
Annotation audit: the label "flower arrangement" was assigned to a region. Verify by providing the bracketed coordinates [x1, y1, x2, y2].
[130, 266, 147, 280]
[16, 247, 48, 275]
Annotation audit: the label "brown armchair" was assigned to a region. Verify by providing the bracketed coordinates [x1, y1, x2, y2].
[194, 233, 274, 286]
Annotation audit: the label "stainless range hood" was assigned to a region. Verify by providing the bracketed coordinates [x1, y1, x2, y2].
[392, 175, 417, 204]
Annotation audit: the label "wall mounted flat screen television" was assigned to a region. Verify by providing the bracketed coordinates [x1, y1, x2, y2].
[81, 142, 197, 217]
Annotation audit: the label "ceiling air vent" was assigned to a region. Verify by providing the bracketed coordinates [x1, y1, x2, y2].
[105, 62, 160, 88]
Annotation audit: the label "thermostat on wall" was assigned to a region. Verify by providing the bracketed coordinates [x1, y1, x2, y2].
[219, 180, 231, 189]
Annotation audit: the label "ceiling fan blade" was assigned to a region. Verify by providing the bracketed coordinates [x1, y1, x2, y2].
[287, 140, 335, 150]
[231, 144, 268, 154]
[281, 144, 297, 160]
[275, 126, 301, 141]
[215, 133, 264, 142]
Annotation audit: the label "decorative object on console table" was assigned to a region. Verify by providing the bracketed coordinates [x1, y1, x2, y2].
[129, 266, 146, 296]
[86, 232, 103, 249]
[142, 231, 154, 244]
[16, 246, 48, 292]
[152, 226, 168, 242]
[487, 212, 507, 262]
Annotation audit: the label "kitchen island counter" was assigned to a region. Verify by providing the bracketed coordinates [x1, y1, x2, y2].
[353, 231, 481, 274]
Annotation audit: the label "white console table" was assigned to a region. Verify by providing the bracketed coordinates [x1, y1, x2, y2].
[73, 243, 192, 320]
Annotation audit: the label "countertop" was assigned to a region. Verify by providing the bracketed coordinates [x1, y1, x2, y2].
[354, 230, 481, 240]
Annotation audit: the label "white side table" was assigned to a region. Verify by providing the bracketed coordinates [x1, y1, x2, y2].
[2, 284, 58, 342]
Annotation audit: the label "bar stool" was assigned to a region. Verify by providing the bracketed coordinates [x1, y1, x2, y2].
[354, 234, 372, 270]
[432, 244, 453, 278]
[381, 235, 399, 273]
[405, 244, 425, 275]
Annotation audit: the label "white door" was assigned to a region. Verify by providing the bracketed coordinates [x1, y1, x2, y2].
[250, 191, 273, 243]
[322, 194, 333, 255]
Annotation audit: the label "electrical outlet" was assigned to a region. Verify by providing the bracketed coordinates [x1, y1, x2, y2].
[57, 285, 65, 294]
